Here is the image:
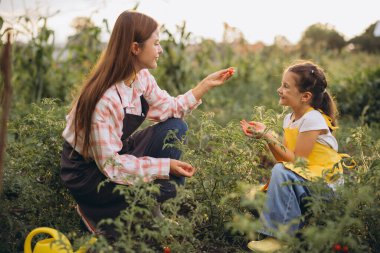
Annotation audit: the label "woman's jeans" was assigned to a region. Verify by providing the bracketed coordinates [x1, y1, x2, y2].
[145, 118, 188, 202]
[94, 117, 188, 204]
[258, 163, 311, 237]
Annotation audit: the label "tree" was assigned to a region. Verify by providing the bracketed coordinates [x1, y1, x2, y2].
[349, 22, 380, 53]
[67, 17, 103, 53]
[222, 22, 246, 44]
[273, 35, 294, 52]
[298, 23, 346, 55]
[60, 17, 105, 101]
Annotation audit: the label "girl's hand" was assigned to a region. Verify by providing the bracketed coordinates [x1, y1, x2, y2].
[169, 159, 196, 177]
[240, 119, 266, 139]
[202, 67, 235, 89]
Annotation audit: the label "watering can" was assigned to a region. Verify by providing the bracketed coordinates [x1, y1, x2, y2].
[24, 227, 97, 253]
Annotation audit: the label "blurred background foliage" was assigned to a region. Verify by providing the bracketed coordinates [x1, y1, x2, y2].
[0, 13, 379, 252]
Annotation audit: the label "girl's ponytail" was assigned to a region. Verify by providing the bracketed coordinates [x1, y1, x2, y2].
[319, 91, 338, 128]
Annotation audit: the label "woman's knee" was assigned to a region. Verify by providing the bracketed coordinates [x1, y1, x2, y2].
[146, 118, 187, 159]
[156, 118, 188, 137]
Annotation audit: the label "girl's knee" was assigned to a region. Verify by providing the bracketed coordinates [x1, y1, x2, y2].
[270, 163, 288, 183]
[272, 163, 286, 173]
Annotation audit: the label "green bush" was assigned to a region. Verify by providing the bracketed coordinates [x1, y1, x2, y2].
[92, 180, 202, 253]
[334, 66, 380, 124]
[0, 99, 81, 253]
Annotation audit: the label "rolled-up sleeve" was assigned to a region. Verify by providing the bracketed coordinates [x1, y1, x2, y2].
[140, 70, 202, 122]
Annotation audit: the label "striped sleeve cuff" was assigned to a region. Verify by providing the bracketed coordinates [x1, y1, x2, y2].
[186, 90, 202, 109]
[153, 157, 171, 180]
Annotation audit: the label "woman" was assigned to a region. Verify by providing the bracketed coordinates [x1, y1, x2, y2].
[60, 10, 234, 237]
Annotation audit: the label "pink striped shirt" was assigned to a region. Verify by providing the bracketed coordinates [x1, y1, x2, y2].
[62, 69, 201, 185]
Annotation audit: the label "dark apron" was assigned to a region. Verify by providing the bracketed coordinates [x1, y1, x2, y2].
[60, 88, 153, 224]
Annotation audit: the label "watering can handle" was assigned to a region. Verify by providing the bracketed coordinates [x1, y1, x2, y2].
[24, 227, 65, 253]
[76, 237, 98, 253]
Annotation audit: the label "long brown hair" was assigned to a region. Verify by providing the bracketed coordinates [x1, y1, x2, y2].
[287, 60, 338, 127]
[73, 11, 158, 159]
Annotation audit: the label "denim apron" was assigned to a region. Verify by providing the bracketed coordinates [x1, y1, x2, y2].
[60, 87, 153, 226]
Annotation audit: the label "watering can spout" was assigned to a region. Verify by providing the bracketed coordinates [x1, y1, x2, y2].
[24, 227, 96, 253]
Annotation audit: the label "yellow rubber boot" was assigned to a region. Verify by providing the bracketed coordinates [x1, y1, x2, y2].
[247, 237, 283, 253]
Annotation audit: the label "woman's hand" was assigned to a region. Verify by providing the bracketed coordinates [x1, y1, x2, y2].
[240, 119, 266, 139]
[202, 67, 235, 89]
[169, 159, 196, 177]
[192, 67, 235, 100]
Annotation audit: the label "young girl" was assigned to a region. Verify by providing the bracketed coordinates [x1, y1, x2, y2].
[60, 10, 234, 238]
[240, 61, 343, 252]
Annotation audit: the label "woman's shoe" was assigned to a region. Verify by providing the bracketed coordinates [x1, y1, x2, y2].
[152, 204, 165, 218]
[152, 204, 179, 225]
[247, 237, 283, 252]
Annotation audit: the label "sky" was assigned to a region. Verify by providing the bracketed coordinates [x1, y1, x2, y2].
[1, 0, 379, 45]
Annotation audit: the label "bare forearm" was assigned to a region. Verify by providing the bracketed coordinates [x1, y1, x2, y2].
[264, 133, 295, 162]
[192, 80, 211, 101]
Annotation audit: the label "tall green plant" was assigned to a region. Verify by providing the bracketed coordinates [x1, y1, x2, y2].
[151, 22, 194, 94]
[12, 16, 57, 104]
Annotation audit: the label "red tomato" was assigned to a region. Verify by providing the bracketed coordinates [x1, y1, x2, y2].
[342, 245, 349, 253]
[333, 244, 342, 251]
[248, 121, 265, 132]
[163, 246, 171, 253]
